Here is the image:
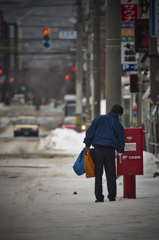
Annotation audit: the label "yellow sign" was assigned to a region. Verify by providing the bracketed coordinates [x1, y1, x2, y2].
[121, 29, 134, 36]
[76, 115, 81, 125]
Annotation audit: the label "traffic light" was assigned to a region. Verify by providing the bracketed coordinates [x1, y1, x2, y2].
[0, 69, 2, 74]
[65, 75, 69, 80]
[10, 78, 14, 83]
[71, 67, 76, 72]
[21, 86, 26, 91]
[43, 28, 51, 48]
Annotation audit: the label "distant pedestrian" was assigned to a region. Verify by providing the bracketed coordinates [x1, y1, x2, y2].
[83, 104, 125, 202]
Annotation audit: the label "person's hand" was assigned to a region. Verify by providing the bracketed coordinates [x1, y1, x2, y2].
[86, 145, 90, 149]
[118, 153, 122, 156]
[86, 147, 91, 151]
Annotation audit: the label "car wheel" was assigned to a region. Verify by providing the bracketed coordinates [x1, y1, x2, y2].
[14, 132, 17, 137]
[35, 132, 39, 137]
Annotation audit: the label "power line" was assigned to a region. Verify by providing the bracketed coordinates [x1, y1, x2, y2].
[0, 51, 74, 55]
[1, 3, 76, 12]
[2, 38, 76, 41]
[2, 14, 72, 19]
[18, 25, 74, 29]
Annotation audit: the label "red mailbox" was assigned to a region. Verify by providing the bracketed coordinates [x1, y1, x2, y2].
[117, 128, 145, 199]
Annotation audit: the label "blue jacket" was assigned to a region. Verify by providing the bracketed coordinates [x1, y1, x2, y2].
[83, 112, 125, 153]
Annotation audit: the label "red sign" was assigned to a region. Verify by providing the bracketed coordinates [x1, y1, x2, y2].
[134, 19, 149, 53]
[121, 4, 138, 22]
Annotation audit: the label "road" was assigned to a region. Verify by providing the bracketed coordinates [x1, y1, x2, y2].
[0, 154, 80, 240]
[0, 104, 65, 158]
[0, 104, 65, 134]
[0, 105, 82, 240]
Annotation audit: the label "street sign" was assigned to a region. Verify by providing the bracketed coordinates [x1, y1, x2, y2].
[121, 0, 139, 71]
[134, 19, 149, 53]
[132, 110, 137, 117]
[121, 36, 138, 71]
[59, 31, 77, 39]
[121, 0, 138, 22]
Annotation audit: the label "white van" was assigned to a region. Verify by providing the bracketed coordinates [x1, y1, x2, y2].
[11, 94, 25, 106]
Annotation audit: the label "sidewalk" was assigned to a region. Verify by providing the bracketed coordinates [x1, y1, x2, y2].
[0, 153, 159, 240]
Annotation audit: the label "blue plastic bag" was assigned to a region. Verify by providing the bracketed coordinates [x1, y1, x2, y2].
[73, 149, 85, 176]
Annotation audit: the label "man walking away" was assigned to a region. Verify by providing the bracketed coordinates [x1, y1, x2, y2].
[83, 104, 125, 202]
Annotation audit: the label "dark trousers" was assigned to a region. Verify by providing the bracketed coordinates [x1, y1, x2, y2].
[94, 146, 116, 201]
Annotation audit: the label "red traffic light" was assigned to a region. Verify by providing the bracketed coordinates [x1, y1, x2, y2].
[10, 78, 14, 83]
[43, 28, 50, 35]
[71, 67, 76, 72]
[65, 75, 69, 80]
[0, 69, 2, 74]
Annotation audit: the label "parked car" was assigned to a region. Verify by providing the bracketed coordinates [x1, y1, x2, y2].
[65, 103, 76, 116]
[13, 116, 39, 137]
[59, 116, 86, 131]
[10, 94, 25, 106]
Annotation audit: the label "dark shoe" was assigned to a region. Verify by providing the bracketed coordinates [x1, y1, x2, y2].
[95, 199, 104, 203]
[109, 199, 116, 202]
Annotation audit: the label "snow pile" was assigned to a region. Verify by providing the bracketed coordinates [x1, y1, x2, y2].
[143, 151, 159, 176]
[0, 117, 10, 128]
[0, 103, 4, 108]
[39, 128, 85, 153]
[39, 128, 159, 175]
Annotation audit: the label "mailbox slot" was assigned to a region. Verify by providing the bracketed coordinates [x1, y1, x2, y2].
[125, 143, 136, 151]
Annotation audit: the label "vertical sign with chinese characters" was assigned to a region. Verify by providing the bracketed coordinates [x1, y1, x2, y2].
[134, 19, 149, 53]
[121, 0, 139, 71]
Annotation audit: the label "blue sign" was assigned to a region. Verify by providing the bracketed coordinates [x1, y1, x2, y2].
[59, 31, 77, 39]
[121, 22, 134, 29]
[121, 64, 138, 71]
[132, 110, 137, 117]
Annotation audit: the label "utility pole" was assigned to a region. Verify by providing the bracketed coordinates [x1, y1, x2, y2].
[137, 57, 142, 127]
[86, 33, 91, 124]
[106, 0, 121, 113]
[84, 0, 91, 125]
[76, 0, 83, 132]
[90, 0, 100, 120]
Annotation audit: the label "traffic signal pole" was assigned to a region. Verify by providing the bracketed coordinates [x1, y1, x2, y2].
[90, 0, 100, 120]
[106, 0, 121, 113]
[76, 0, 83, 132]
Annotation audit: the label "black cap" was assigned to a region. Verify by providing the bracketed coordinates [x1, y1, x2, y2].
[110, 104, 124, 116]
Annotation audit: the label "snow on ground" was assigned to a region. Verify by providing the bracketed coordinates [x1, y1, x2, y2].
[37, 128, 159, 240]
[0, 127, 159, 239]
